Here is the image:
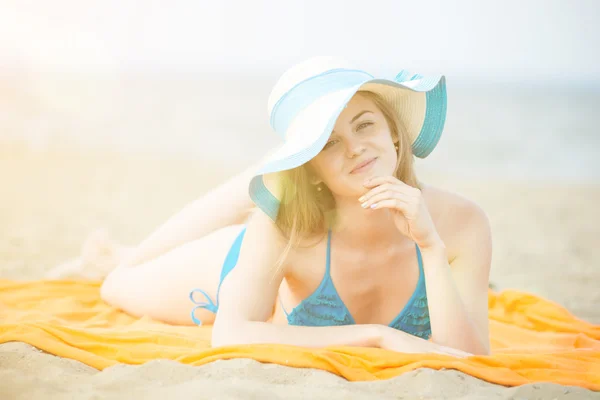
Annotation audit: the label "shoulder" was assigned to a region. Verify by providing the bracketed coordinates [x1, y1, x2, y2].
[420, 182, 490, 233]
[245, 203, 326, 275]
[242, 209, 293, 267]
[420, 183, 492, 263]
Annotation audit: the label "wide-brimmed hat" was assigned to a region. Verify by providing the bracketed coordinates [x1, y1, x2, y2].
[249, 56, 447, 221]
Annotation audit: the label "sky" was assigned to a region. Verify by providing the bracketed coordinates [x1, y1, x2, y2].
[1, 0, 599, 84]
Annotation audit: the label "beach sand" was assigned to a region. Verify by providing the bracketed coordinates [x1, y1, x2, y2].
[1, 140, 599, 399]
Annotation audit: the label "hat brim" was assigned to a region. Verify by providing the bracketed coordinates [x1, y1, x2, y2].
[250, 75, 447, 221]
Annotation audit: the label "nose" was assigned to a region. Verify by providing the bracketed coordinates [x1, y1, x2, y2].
[345, 138, 366, 159]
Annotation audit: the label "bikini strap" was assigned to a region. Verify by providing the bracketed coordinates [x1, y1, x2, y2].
[279, 228, 332, 319]
[279, 295, 290, 317]
[415, 243, 424, 287]
[415, 244, 423, 270]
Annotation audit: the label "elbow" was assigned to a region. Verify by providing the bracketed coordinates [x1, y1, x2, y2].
[468, 338, 491, 356]
[476, 343, 491, 356]
[211, 317, 274, 348]
[211, 318, 247, 348]
[473, 348, 491, 357]
[210, 332, 233, 348]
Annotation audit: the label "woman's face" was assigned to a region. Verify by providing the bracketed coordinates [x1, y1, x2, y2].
[308, 93, 398, 197]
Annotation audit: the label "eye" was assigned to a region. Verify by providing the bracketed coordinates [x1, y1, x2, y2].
[323, 139, 338, 150]
[357, 122, 373, 131]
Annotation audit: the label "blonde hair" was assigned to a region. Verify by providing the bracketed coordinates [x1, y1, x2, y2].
[272, 90, 421, 269]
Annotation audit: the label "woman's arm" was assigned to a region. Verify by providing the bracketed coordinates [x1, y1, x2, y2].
[214, 317, 469, 358]
[357, 177, 491, 355]
[420, 202, 492, 355]
[214, 320, 382, 349]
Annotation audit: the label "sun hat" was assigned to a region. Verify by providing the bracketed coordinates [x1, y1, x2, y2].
[249, 56, 447, 221]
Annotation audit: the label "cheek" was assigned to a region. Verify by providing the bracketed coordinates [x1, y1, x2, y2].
[377, 134, 396, 155]
[310, 156, 332, 180]
[312, 154, 344, 185]
[317, 157, 339, 180]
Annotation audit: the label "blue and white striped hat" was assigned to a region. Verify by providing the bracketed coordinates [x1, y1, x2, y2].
[249, 56, 447, 221]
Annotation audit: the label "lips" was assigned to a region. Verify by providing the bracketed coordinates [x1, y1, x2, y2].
[350, 157, 377, 174]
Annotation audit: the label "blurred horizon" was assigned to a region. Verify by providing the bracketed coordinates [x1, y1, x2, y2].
[1, 0, 599, 184]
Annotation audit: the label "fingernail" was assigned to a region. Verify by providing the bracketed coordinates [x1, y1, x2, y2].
[361, 202, 368, 208]
[370, 203, 377, 209]
[358, 196, 365, 202]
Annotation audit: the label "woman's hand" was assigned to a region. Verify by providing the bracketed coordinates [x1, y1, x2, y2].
[359, 176, 442, 249]
[378, 325, 473, 358]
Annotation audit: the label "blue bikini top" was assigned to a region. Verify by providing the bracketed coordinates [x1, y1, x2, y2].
[190, 227, 431, 339]
[279, 229, 432, 339]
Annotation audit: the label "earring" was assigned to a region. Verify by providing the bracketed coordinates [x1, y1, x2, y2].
[317, 185, 322, 192]
[395, 144, 399, 151]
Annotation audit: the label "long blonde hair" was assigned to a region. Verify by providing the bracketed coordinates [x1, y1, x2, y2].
[271, 90, 420, 269]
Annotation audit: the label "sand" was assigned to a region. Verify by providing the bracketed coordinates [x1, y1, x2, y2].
[1, 140, 599, 399]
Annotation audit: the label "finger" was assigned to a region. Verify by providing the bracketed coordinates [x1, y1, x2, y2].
[448, 351, 472, 358]
[363, 175, 400, 188]
[436, 346, 473, 358]
[363, 177, 420, 198]
[367, 198, 411, 212]
[359, 183, 415, 203]
[361, 191, 412, 210]
[432, 350, 467, 358]
[358, 183, 394, 203]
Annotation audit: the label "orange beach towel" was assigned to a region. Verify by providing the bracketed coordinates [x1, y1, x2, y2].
[0, 279, 598, 390]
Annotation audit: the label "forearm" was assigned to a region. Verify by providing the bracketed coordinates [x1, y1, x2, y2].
[212, 320, 382, 349]
[420, 245, 489, 355]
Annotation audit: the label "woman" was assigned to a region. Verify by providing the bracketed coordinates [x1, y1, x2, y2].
[100, 57, 492, 357]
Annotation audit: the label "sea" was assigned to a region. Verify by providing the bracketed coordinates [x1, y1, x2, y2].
[1, 69, 598, 184]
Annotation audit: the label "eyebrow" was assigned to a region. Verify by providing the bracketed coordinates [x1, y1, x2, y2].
[350, 110, 373, 124]
[330, 110, 374, 136]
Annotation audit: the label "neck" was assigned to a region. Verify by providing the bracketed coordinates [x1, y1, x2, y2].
[330, 194, 407, 249]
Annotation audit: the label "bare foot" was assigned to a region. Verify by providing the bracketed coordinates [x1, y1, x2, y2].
[45, 228, 133, 280]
